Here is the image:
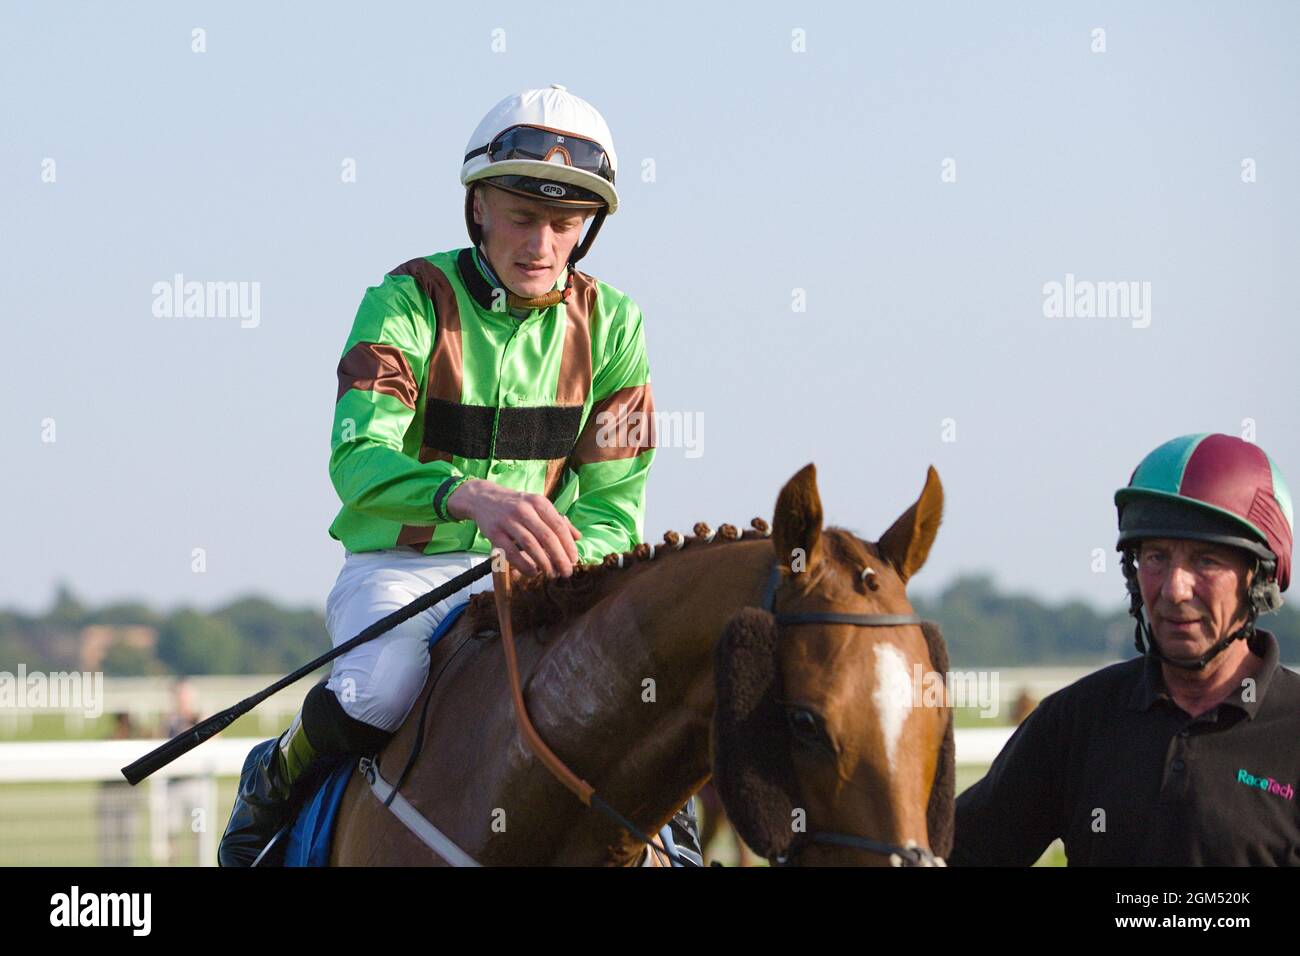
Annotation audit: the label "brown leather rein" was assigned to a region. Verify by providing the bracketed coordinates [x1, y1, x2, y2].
[490, 552, 693, 867]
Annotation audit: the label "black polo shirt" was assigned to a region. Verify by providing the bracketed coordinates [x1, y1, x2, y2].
[950, 629, 1300, 865]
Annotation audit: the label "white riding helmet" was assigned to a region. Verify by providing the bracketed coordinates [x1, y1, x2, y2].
[460, 84, 619, 213]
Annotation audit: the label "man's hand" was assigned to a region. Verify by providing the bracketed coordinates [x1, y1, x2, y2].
[447, 478, 582, 578]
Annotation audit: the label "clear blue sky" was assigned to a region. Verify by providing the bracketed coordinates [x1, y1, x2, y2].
[3, 1, 1297, 615]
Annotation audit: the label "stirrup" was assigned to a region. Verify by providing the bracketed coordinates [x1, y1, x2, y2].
[251, 824, 292, 867]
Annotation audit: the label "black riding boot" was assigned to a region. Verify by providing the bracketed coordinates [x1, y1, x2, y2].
[218, 680, 394, 867]
[217, 706, 332, 867]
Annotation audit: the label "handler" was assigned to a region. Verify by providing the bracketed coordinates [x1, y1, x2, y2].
[951, 433, 1298, 865]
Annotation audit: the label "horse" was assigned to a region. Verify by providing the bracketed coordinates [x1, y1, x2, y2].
[328, 462, 954, 866]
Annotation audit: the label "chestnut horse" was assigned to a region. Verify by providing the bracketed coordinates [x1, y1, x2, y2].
[329, 462, 954, 865]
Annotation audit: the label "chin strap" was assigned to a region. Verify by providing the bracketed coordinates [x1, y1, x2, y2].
[567, 206, 606, 265]
[505, 268, 574, 310]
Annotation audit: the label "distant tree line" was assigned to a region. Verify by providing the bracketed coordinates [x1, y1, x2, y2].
[2, 576, 1297, 675]
[0, 584, 330, 676]
[910, 574, 1300, 666]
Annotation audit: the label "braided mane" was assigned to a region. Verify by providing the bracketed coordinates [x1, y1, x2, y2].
[461, 519, 870, 637]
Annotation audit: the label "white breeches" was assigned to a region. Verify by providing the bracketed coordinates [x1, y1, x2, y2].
[323, 549, 496, 732]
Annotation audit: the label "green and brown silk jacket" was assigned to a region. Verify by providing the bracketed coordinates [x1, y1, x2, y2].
[328, 247, 656, 564]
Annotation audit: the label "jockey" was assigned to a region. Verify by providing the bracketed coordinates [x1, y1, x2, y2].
[219, 85, 702, 866]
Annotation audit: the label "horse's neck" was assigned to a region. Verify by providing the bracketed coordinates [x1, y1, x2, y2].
[511, 538, 775, 860]
[393, 538, 777, 864]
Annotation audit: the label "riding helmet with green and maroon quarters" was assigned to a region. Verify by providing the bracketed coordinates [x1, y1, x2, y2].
[1115, 433, 1293, 592]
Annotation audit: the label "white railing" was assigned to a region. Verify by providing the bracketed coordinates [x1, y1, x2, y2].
[952, 727, 1017, 765]
[0, 737, 263, 782]
[0, 737, 271, 867]
[0, 730, 1014, 781]
[0, 730, 1014, 866]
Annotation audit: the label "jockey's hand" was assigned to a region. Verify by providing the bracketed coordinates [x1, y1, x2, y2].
[445, 478, 581, 578]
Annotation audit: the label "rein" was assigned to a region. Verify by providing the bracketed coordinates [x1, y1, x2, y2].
[489, 556, 696, 867]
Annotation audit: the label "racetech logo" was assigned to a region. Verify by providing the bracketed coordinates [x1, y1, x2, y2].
[1237, 768, 1294, 800]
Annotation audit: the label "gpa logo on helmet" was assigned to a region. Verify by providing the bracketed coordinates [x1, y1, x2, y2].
[540, 183, 566, 197]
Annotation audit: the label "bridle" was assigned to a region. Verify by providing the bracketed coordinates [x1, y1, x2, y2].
[758, 560, 947, 867]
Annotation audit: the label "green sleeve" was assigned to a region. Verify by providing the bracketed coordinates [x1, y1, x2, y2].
[329, 273, 470, 524]
[566, 296, 656, 565]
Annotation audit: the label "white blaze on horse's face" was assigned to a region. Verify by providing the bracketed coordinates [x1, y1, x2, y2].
[871, 643, 914, 771]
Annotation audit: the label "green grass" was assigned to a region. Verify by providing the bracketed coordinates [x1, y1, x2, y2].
[0, 778, 240, 867]
[1, 710, 287, 743]
[1, 770, 1065, 867]
[5, 709, 1062, 866]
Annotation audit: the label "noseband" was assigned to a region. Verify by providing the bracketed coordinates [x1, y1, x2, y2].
[759, 561, 946, 867]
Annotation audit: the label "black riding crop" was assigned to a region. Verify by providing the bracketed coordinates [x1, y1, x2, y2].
[119, 555, 497, 785]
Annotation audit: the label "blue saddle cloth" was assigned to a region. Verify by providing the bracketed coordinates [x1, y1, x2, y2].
[281, 600, 471, 866]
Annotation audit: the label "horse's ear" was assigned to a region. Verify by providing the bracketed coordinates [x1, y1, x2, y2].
[878, 466, 943, 584]
[771, 462, 824, 575]
[712, 607, 797, 860]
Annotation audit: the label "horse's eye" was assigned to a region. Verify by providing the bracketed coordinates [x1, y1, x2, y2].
[786, 707, 829, 750]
